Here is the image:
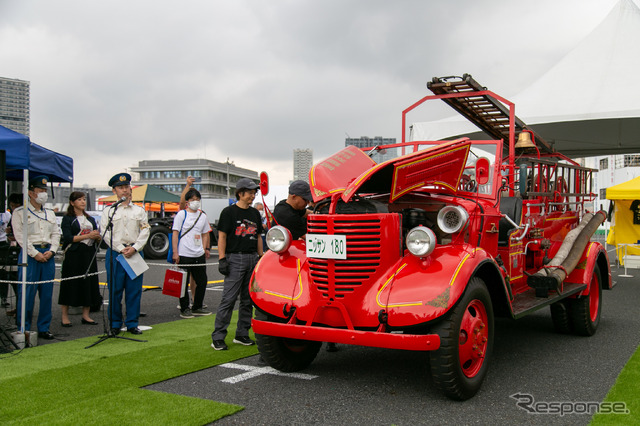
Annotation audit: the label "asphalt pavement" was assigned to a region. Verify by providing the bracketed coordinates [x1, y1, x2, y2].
[1, 248, 639, 425]
[146, 263, 640, 426]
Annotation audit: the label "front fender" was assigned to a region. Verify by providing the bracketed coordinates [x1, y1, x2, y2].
[379, 245, 495, 327]
[250, 241, 310, 320]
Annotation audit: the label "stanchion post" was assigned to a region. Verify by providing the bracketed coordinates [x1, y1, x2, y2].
[19, 169, 28, 334]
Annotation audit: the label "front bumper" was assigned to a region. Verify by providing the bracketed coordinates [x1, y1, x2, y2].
[252, 319, 441, 351]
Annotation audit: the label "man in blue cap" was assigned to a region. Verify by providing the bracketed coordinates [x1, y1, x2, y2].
[100, 173, 150, 335]
[11, 175, 60, 340]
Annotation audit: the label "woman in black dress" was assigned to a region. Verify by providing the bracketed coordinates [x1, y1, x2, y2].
[59, 191, 101, 326]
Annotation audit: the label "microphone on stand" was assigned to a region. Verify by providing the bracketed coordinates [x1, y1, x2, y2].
[112, 196, 127, 208]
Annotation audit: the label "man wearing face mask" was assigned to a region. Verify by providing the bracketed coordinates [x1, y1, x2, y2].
[171, 188, 212, 318]
[11, 176, 60, 340]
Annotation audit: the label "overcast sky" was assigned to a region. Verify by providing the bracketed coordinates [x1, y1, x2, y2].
[0, 0, 620, 187]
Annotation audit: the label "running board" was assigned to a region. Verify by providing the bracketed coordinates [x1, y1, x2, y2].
[511, 282, 587, 319]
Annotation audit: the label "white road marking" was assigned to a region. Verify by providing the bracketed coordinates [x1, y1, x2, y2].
[219, 362, 318, 383]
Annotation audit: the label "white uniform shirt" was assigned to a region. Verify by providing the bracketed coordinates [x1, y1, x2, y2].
[172, 209, 211, 258]
[100, 202, 150, 253]
[0, 211, 11, 242]
[11, 205, 61, 258]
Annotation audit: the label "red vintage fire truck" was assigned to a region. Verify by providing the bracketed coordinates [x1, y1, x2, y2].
[250, 74, 613, 400]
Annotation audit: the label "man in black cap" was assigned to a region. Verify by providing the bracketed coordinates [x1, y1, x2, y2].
[11, 175, 60, 339]
[100, 173, 150, 335]
[271, 180, 338, 352]
[271, 180, 313, 240]
[211, 177, 263, 350]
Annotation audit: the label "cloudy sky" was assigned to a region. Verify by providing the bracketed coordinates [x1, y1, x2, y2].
[0, 0, 620, 187]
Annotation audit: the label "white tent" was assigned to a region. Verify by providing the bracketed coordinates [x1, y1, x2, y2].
[411, 0, 640, 158]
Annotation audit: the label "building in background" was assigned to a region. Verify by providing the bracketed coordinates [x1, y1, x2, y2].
[131, 158, 259, 199]
[48, 186, 98, 212]
[592, 154, 640, 211]
[293, 148, 313, 183]
[345, 136, 397, 163]
[0, 77, 30, 136]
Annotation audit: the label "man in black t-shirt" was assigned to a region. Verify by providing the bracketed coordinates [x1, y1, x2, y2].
[211, 178, 264, 351]
[272, 180, 312, 240]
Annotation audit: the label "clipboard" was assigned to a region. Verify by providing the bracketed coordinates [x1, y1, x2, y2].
[116, 251, 149, 279]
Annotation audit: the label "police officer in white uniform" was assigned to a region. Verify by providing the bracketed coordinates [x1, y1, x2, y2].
[100, 173, 150, 335]
[11, 175, 60, 339]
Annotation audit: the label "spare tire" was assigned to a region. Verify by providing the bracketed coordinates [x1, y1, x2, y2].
[144, 225, 171, 259]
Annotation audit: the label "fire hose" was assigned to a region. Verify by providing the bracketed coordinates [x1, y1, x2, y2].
[527, 211, 606, 297]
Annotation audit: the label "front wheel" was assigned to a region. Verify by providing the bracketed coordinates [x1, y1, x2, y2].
[569, 264, 602, 336]
[255, 311, 322, 372]
[429, 277, 494, 400]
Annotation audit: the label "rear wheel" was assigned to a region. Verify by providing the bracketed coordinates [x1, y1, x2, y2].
[569, 264, 602, 336]
[430, 277, 493, 400]
[143, 226, 170, 259]
[550, 300, 573, 334]
[255, 311, 322, 372]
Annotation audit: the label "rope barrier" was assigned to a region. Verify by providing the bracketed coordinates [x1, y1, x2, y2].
[0, 260, 222, 285]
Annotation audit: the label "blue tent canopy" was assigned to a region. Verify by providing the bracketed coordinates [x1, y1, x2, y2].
[0, 124, 73, 182]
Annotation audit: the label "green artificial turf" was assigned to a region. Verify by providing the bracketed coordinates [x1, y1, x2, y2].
[590, 344, 640, 425]
[0, 314, 258, 425]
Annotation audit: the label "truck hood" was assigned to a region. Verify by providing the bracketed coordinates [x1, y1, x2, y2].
[309, 146, 377, 202]
[342, 138, 471, 203]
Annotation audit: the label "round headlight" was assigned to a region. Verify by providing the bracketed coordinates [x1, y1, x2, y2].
[406, 226, 437, 257]
[266, 225, 292, 253]
[437, 205, 469, 234]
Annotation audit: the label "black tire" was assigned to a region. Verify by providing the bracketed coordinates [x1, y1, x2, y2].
[569, 264, 602, 336]
[550, 300, 573, 334]
[255, 311, 322, 372]
[430, 277, 494, 400]
[143, 226, 171, 259]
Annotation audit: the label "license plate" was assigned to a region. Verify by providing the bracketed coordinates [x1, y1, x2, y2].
[306, 234, 347, 259]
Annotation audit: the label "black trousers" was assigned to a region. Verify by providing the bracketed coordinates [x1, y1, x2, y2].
[0, 241, 16, 301]
[177, 254, 207, 311]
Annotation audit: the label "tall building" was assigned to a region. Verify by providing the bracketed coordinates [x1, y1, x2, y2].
[0, 77, 30, 136]
[345, 136, 397, 163]
[293, 148, 313, 183]
[131, 158, 259, 199]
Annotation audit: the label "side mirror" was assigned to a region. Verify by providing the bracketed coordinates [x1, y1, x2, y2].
[475, 157, 490, 185]
[259, 171, 269, 196]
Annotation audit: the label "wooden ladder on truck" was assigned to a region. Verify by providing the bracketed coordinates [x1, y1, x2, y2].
[427, 74, 554, 154]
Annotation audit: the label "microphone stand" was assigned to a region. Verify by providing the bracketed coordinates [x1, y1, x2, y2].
[86, 200, 145, 348]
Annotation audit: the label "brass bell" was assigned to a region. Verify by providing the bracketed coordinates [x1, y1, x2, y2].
[515, 132, 536, 149]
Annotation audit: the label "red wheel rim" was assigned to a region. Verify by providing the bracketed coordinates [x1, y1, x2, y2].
[589, 270, 600, 322]
[458, 299, 489, 378]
